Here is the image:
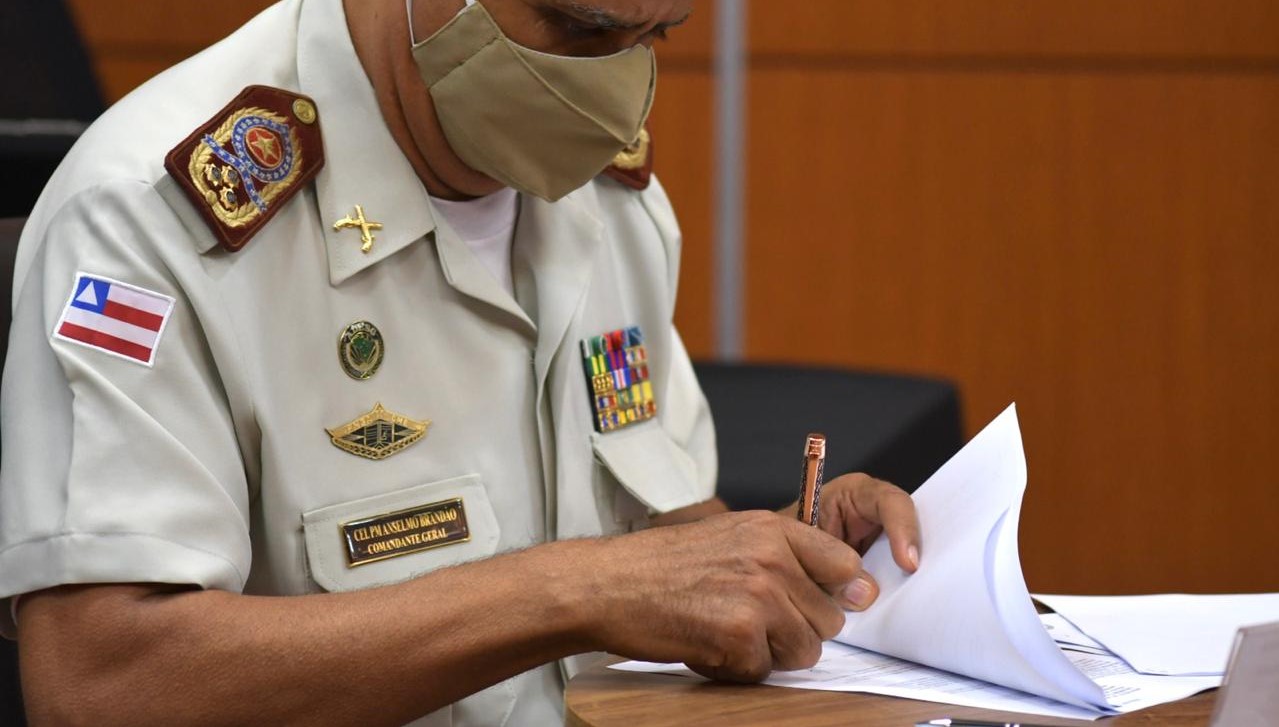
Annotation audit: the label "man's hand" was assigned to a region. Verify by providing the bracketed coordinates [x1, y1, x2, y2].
[778, 472, 922, 609]
[577, 511, 873, 682]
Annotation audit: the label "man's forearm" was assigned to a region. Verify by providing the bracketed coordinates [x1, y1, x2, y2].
[649, 497, 730, 527]
[19, 540, 598, 727]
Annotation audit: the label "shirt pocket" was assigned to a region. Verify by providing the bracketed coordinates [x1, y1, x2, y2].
[591, 421, 703, 517]
[302, 474, 500, 592]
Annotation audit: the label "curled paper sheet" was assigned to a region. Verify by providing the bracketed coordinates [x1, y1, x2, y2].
[836, 404, 1111, 710]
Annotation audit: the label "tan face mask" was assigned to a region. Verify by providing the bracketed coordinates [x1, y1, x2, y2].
[411, 0, 656, 202]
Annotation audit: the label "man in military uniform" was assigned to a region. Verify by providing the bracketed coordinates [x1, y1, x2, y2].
[0, 0, 922, 724]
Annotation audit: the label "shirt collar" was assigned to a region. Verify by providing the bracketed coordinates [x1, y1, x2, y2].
[297, 0, 436, 285]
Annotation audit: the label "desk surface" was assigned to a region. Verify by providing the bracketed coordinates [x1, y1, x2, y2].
[565, 664, 1216, 727]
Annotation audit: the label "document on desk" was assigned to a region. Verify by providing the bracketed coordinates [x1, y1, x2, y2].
[613, 404, 1222, 719]
[1032, 593, 1279, 676]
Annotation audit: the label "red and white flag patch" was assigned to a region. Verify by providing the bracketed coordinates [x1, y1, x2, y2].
[53, 273, 176, 367]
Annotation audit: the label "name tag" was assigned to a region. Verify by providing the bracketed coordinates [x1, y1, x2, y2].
[340, 498, 470, 567]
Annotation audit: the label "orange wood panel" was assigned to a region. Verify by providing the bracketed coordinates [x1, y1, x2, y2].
[749, 0, 1279, 61]
[658, 0, 714, 66]
[648, 71, 716, 358]
[650, 0, 716, 356]
[744, 64, 1279, 594]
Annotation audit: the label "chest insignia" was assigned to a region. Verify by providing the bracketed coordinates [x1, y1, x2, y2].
[338, 321, 385, 380]
[327, 403, 429, 460]
[340, 498, 470, 567]
[332, 205, 384, 254]
[602, 127, 653, 191]
[580, 326, 657, 433]
[164, 86, 325, 253]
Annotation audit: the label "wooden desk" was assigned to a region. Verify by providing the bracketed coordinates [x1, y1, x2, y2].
[565, 664, 1216, 727]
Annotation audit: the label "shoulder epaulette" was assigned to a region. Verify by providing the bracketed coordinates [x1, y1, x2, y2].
[164, 85, 325, 253]
[602, 127, 653, 191]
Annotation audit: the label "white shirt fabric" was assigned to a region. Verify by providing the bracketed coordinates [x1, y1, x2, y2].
[429, 188, 518, 298]
[0, 0, 718, 725]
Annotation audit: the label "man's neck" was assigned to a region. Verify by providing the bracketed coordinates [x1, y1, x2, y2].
[343, 0, 504, 201]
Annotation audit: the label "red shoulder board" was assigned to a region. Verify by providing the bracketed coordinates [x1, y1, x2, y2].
[164, 85, 325, 253]
[602, 128, 653, 191]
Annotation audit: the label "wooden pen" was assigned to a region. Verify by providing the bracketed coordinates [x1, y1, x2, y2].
[797, 433, 826, 527]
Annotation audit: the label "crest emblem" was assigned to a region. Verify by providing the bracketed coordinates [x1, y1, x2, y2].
[338, 321, 384, 380]
[193, 110, 300, 227]
[164, 85, 325, 252]
[327, 403, 430, 461]
[580, 326, 658, 433]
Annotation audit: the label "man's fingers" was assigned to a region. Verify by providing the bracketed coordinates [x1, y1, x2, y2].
[767, 596, 825, 671]
[690, 607, 773, 682]
[780, 566, 847, 639]
[833, 570, 880, 612]
[851, 478, 922, 573]
[781, 518, 862, 586]
[781, 518, 881, 612]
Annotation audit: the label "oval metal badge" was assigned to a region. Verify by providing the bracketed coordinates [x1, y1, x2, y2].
[338, 321, 384, 380]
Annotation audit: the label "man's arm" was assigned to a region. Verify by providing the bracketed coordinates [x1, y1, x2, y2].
[20, 510, 884, 727]
[19, 541, 592, 727]
[649, 497, 730, 526]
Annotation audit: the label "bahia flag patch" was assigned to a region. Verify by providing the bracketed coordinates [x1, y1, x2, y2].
[53, 273, 176, 367]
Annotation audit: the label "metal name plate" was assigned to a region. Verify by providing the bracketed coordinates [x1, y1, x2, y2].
[340, 497, 470, 567]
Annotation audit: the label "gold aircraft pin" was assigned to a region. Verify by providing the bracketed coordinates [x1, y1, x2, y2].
[327, 403, 429, 460]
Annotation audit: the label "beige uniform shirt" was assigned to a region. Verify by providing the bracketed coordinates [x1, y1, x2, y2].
[0, 0, 717, 724]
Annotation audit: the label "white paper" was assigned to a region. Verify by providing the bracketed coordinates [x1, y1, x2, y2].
[834, 404, 1108, 710]
[768, 642, 1113, 720]
[1035, 593, 1279, 676]
[611, 642, 1220, 721]
[1040, 613, 1109, 654]
[611, 642, 1107, 721]
[609, 404, 1224, 719]
[1062, 648, 1220, 712]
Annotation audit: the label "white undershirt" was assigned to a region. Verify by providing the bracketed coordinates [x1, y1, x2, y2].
[429, 187, 519, 297]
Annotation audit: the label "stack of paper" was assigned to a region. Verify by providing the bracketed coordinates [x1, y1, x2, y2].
[614, 404, 1233, 720]
[1033, 593, 1279, 676]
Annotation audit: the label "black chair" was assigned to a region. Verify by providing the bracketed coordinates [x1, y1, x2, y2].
[0, 0, 103, 218]
[0, 217, 26, 725]
[693, 362, 963, 511]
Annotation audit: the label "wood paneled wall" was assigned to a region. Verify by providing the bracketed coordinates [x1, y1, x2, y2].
[69, 1, 1279, 596]
[743, 0, 1279, 595]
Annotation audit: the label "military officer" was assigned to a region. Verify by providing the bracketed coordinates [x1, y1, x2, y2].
[0, 0, 923, 724]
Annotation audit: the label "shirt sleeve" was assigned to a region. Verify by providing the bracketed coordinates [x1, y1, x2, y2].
[0, 181, 252, 636]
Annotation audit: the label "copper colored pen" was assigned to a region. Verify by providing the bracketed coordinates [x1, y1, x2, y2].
[797, 433, 826, 527]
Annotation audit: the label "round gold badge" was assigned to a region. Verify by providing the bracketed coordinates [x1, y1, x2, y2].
[338, 321, 384, 380]
[292, 98, 318, 125]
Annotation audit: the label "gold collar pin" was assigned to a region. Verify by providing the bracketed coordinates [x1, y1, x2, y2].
[333, 205, 383, 254]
